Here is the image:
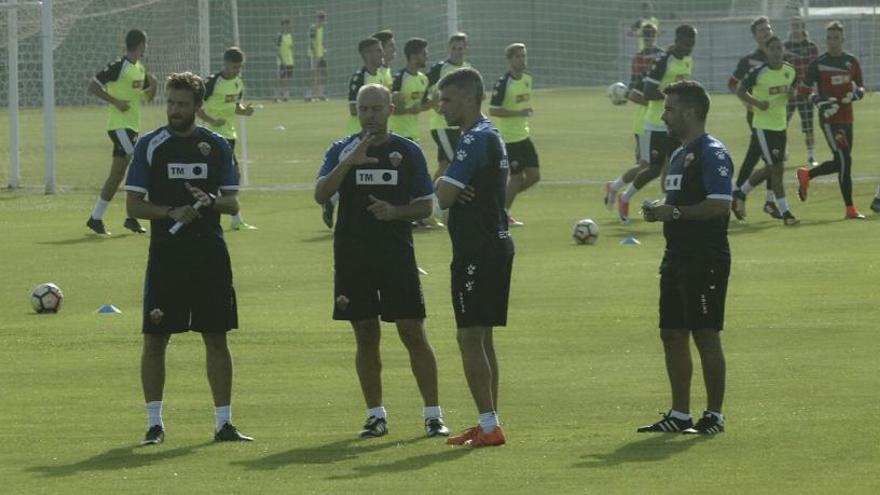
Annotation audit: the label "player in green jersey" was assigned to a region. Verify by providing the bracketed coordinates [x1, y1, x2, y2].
[275, 19, 294, 102]
[734, 36, 799, 226]
[490, 43, 538, 227]
[86, 29, 157, 236]
[389, 38, 430, 141]
[306, 11, 327, 102]
[373, 30, 396, 90]
[198, 47, 257, 230]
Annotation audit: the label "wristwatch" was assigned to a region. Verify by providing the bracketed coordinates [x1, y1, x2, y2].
[671, 207, 681, 221]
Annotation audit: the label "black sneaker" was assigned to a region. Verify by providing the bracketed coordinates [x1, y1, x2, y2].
[359, 416, 388, 438]
[322, 201, 335, 229]
[86, 216, 110, 235]
[123, 217, 147, 233]
[636, 411, 694, 433]
[782, 211, 800, 226]
[142, 425, 165, 445]
[731, 191, 747, 221]
[683, 411, 725, 435]
[763, 201, 782, 219]
[425, 417, 450, 437]
[214, 422, 254, 442]
[870, 197, 880, 213]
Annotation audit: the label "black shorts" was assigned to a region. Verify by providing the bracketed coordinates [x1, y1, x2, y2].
[451, 250, 514, 328]
[753, 128, 787, 165]
[659, 256, 730, 331]
[786, 95, 814, 133]
[820, 122, 853, 153]
[506, 138, 539, 173]
[431, 128, 460, 163]
[279, 65, 294, 79]
[227, 139, 241, 178]
[107, 129, 138, 157]
[142, 239, 238, 334]
[333, 244, 426, 322]
[310, 57, 327, 70]
[648, 130, 677, 168]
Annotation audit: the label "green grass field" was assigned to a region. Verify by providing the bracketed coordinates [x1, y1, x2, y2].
[1, 89, 879, 494]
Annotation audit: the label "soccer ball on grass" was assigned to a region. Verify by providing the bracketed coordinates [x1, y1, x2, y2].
[31, 283, 63, 313]
[572, 219, 600, 245]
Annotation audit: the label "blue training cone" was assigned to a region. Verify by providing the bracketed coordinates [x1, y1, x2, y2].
[96, 304, 122, 314]
[620, 236, 641, 246]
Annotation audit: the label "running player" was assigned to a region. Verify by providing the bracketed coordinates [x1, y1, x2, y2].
[784, 16, 819, 166]
[373, 30, 396, 89]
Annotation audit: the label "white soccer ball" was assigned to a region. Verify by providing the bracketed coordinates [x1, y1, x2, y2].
[31, 282, 64, 314]
[607, 82, 628, 106]
[572, 219, 600, 245]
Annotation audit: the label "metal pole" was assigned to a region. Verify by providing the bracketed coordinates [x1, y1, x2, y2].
[8, 0, 20, 189]
[198, 0, 210, 77]
[230, 0, 248, 186]
[42, 0, 56, 194]
[447, 0, 458, 37]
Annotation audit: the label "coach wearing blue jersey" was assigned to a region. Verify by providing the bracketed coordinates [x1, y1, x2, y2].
[315, 84, 449, 439]
[640, 81, 732, 435]
[436, 68, 514, 448]
[125, 72, 251, 445]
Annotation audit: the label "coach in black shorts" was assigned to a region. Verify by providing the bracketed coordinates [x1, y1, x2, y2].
[125, 72, 251, 445]
[640, 81, 731, 436]
[315, 83, 448, 439]
[436, 68, 514, 448]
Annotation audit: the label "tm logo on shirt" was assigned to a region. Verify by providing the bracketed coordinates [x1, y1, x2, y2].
[167, 163, 208, 180]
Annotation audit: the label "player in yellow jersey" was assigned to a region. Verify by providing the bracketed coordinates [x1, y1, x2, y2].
[275, 19, 294, 102]
[733, 36, 799, 225]
[86, 29, 157, 235]
[306, 11, 327, 102]
[198, 47, 257, 230]
[425, 33, 472, 181]
[389, 38, 430, 141]
[490, 43, 538, 227]
[373, 30, 396, 90]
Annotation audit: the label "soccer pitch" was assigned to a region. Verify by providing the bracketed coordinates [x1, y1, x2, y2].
[1, 89, 878, 493]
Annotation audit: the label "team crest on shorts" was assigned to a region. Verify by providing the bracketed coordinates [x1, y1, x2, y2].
[771, 148, 781, 158]
[388, 151, 403, 167]
[198, 141, 212, 156]
[651, 149, 659, 159]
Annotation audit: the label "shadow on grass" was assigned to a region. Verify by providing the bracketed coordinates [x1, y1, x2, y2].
[301, 232, 335, 242]
[25, 441, 214, 477]
[232, 435, 465, 475]
[325, 446, 472, 480]
[38, 234, 133, 245]
[573, 434, 713, 468]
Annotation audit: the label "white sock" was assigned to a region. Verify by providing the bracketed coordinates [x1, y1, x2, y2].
[610, 177, 626, 192]
[875, 184, 880, 199]
[215, 405, 231, 431]
[668, 409, 691, 421]
[231, 212, 243, 224]
[367, 406, 387, 419]
[621, 184, 638, 203]
[146, 400, 163, 428]
[478, 411, 499, 433]
[807, 146, 815, 161]
[706, 410, 724, 423]
[330, 192, 339, 206]
[740, 181, 754, 195]
[765, 190, 776, 202]
[777, 197, 790, 214]
[424, 406, 443, 420]
[91, 198, 110, 220]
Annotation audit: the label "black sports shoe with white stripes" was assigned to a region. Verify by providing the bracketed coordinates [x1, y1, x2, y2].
[637, 411, 693, 433]
[683, 411, 724, 435]
[359, 416, 388, 438]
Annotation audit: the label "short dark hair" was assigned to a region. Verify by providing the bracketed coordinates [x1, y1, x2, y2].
[675, 24, 697, 39]
[223, 46, 245, 63]
[448, 32, 468, 45]
[358, 37, 381, 54]
[166, 72, 206, 106]
[826, 20, 844, 32]
[663, 80, 710, 122]
[373, 29, 394, 46]
[765, 35, 782, 47]
[404, 38, 428, 59]
[438, 67, 483, 106]
[750, 16, 769, 35]
[316, 11, 326, 19]
[126, 29, 147, 51]
[281, 18, 290, 26]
